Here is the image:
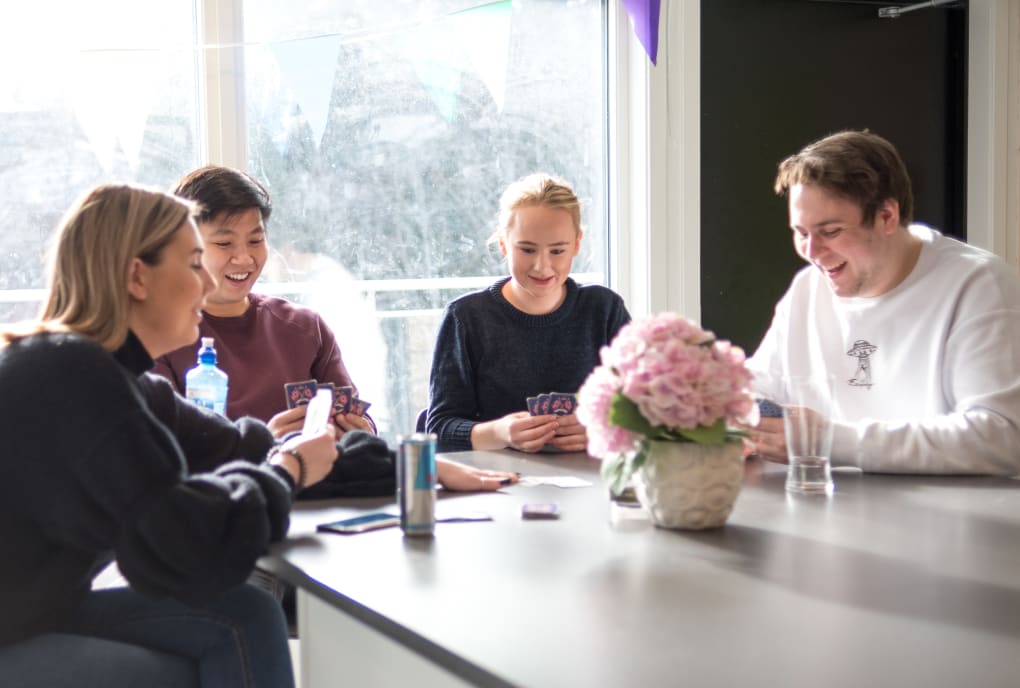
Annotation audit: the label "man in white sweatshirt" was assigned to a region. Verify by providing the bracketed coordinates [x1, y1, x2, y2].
[747, 130, 1020, 475]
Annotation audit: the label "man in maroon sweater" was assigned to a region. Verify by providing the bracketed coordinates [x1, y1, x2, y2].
[153, 166, 375, 438]
[155, 166, 517, 496]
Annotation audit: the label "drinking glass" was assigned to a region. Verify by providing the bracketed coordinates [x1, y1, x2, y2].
[783, 374, 835, 495]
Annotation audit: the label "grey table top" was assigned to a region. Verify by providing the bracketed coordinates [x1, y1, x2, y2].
[261, 451, 1020, 688]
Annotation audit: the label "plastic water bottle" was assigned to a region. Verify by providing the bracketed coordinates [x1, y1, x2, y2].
[185, 337, 228, 414]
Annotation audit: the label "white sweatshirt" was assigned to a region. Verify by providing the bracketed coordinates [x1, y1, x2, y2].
[748, 225, 1020, 475]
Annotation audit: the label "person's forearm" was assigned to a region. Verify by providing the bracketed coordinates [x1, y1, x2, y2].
[833, 410, 1020, 476]
[470, 419, 507, 450]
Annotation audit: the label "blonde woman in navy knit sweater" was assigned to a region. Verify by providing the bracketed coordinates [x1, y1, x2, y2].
[427, 174, 630, 453]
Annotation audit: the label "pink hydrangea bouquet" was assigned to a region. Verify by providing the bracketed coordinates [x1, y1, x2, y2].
[577, 313, 755, 494]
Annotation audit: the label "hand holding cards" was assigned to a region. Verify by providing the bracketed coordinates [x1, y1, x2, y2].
[526, 392, 578, 416]
[757, 398, 783, 418]
[283, 379, 372, 418]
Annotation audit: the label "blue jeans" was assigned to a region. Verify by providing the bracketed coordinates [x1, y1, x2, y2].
[0, 584, 294, 688]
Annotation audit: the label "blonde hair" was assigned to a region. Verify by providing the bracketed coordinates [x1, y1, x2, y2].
[490, 173, 583, 245]
[3, 184, 195, 351]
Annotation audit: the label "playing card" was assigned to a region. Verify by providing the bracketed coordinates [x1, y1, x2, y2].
[549, 392, 577, 416]
[349, 398, 372, 416]
[757, 398, 783, 418]
[536, 394, 552, 416]
[521, 503, 559, 519]
[284, 379, 318, 409]
[526, 396, 540, 415]
[333, 386, 354, 414]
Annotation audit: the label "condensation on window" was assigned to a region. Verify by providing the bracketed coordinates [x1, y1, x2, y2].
[244, 1, 606, 435]
[0, 0, 607, 437]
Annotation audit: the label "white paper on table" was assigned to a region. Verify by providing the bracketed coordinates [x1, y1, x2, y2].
[518, 476, 593, 488]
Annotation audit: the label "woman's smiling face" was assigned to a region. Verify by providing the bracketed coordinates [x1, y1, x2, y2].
[500, 204, 581, 313]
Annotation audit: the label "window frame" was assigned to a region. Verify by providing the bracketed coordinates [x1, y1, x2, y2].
[199, 0, 247, 167]
[197, 0, 708, 322]
[967, 0, 1020, 269]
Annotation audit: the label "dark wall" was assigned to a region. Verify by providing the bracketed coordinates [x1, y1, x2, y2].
[700, 0, 968, 352]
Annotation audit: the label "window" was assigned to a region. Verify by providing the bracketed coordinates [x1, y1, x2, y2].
[240, 0, 608, 436]
[0, 1, 198, 320]
[0, 0, 608, 438]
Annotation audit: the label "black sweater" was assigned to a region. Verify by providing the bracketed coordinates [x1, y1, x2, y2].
[426, 277, 630, 451]
[0, 331, 290, 647]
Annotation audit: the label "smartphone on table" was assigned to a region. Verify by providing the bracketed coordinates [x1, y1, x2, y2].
[316, 512, 399, 534]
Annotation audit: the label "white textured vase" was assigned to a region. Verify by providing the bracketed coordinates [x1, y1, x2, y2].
[633, 440, 745, 530]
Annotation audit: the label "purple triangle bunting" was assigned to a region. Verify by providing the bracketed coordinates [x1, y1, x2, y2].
[622, 0, 661, 66]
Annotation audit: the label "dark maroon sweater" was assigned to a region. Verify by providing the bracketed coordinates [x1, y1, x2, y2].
[154, 293, 366, 426]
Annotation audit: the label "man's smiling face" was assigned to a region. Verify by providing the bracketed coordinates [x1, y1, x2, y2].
[198, 207, 268, 316]
[789, 183, 901, 298]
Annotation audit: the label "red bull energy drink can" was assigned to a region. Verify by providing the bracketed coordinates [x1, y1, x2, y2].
[396, 433, 436, 536]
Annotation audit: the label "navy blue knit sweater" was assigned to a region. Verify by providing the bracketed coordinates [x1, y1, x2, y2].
[426, 277, 630, 451]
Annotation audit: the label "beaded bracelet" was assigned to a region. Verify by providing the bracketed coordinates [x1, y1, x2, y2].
[269, 446, 307, 491]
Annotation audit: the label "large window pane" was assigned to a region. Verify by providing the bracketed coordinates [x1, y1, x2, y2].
[243, 0, 607, 437]
[0, 2, 199, 321]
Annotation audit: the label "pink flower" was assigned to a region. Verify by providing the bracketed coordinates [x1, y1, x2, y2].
[577, 312, 753, 459]
[577, 366, 641, 456]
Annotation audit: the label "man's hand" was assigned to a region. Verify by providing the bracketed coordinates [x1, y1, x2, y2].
[267, 405, 306, 439]
[748, 416, 788, 463]
[334, 412, 374, 437]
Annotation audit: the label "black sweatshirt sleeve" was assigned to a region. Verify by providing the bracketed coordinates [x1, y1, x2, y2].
[138, 372, 275, 472]
[8, 339, 292, 606]
[56, 405, 294, 604]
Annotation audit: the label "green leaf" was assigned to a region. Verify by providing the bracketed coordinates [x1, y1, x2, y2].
[630, 441, 649, 472]
[609, 394, 658, 436]
[609, 393, 732, 446]
[601, 454, 630, 495]
[725, 427, 751, 439]
[600, 442, 650, 496]
[675, 418, 727, 444]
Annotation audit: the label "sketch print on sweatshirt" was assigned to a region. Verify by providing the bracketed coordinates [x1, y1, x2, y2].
[847, 339, 877, 388]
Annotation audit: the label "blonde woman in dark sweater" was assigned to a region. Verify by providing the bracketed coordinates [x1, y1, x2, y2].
[0, 184, 338, 687]
[427, 173, 630, 453]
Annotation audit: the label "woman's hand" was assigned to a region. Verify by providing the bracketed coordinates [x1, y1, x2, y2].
[550, 413, 587, 452]
[472, 411, 558, 452]
[270, 425, 338, 487]
[436, 458, 519, 491]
